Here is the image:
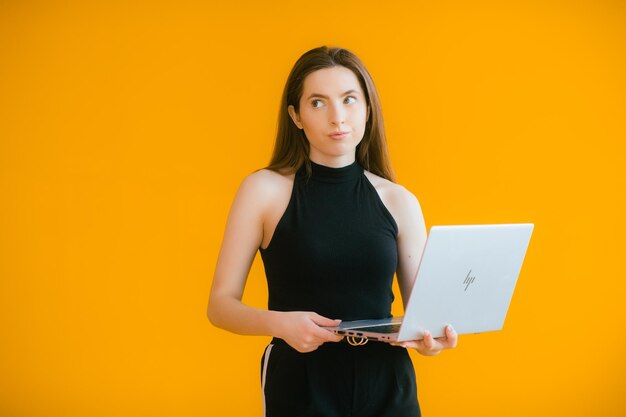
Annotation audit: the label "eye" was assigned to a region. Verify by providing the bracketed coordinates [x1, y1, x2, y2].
[310, 96, 356, 108]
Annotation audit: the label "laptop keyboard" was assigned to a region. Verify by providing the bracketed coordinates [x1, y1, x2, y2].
[353, 323, 401, 334]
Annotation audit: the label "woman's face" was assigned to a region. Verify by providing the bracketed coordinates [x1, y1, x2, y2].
[288, 66, 370, 166]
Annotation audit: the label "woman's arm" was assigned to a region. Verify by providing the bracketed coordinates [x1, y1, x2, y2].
[391, 186, 458, 356]
[393, 187, 427, 309]
[207, 172, 276, 334]
[207, 170, 342, 352]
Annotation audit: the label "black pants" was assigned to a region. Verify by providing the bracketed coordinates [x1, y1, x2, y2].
[260, 338, 421, 417]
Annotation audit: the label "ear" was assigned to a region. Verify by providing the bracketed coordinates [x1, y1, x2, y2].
[287, 105, 303, 129]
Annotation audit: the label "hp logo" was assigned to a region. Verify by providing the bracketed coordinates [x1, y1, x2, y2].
[463, 270, 476, 291]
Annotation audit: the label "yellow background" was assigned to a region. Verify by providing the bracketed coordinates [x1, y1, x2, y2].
[1, 1, 625, 416]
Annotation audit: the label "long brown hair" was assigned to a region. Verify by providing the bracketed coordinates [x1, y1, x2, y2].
[266, 46, 396, 182]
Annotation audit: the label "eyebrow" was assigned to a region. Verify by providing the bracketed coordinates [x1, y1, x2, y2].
[306, 89, 359, 100]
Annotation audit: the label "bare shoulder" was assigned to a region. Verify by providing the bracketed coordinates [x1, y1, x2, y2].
[363, 170, 425, 241]
[232, 168, 295, 232]
[363, 170, 421, 212]
[238, 168, 294, 199]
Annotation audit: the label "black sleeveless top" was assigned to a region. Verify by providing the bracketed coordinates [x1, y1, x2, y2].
[259, 160, 398, 321]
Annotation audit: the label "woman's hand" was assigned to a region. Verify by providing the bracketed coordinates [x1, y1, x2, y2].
[275, 311, 343, 353]
[390, 325, 458, 356]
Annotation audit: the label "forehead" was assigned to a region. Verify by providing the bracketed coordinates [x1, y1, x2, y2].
[301, 66, 363, 96]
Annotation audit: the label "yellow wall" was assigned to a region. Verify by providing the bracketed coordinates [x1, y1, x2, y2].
[1, 1, 625, 416]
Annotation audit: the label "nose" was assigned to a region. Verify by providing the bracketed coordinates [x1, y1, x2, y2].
[329, 101, 346, 126]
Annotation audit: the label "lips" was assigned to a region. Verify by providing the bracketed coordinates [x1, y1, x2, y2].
[329, 131, 350, 139]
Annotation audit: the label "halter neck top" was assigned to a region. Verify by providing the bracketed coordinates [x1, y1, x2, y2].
[259, 160, 398, 321]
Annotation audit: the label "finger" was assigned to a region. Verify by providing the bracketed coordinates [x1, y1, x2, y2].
[399, 341, 419, 349]
[312, 324, 343, 342]
[311, 314, 342, 328]
[433, 326, 456, 347]
[423, 330, 434, 350]
[327, 332, 344, 342]
[444, 324, 458, 348]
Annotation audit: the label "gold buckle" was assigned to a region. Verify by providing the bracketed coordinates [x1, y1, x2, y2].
[346, 336, 368, 346]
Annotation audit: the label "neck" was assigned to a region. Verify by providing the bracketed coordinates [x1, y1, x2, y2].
[305, 158, 362, 183]
[308, 154, 356, 168]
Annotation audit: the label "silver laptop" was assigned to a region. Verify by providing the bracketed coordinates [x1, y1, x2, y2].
[324, 223, 534, 342]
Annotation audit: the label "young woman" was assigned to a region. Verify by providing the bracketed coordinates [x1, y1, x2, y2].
[208, 45, 457, 417]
